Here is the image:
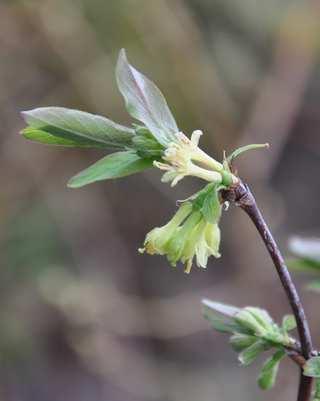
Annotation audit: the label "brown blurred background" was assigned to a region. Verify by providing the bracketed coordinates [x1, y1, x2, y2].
[1, 0, 320, 400]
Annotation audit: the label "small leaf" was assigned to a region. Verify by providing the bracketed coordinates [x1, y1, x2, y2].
[21, 107, 134, 148]
[227, 143, 269, 164]
[22, 127, 107, 148]
[258, 349, 285, 390]
[289, 237, 320, 263]
[230, 334, 257, 352]
[238, 340, 270, 366]
[234, 309, 268, 336]
[68, 151, 153, 188]
[202, 299, 241, 318]
[304, 357, 320, 378]
[116, 49, 178, 146]
[131, 125, 164, 158]
[202, 299, 245, 334]
[201, 184, 222, 224]
[191, 183, 222, 224]
[244, 307, 274, 329]
[282, 315, 296, 332]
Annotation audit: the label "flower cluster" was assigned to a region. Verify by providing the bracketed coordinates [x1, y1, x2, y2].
[154, 130, 233, 187]
[139, 184, 222, 273]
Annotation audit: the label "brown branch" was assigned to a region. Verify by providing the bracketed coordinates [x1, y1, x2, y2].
[221, 180, 313, 401]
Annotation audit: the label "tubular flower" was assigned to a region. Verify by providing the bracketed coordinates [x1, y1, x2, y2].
[139, 196, 222, 273]
[139, 202, 192, 255]
[154, 130, 225, 186]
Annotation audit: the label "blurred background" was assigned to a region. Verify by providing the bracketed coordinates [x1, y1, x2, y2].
[1, 0, 320, 400]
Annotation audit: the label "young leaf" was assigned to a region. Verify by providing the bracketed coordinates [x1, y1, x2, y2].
[68, 151, 153, 188]
[202, 299, 241, 318]
[258, 349, 285, 390]
[202, 299, 244, 334]
[304, 357, 320, 378]
[234, 309, 268, 336]
[244, 307, 274, 330]
[230, 334, 257, 352]
[238, 339, 270, 366]
[21, 107, 134, 148]
[227, 143, 269, 164]
[200, 184, 222, 224]
[282, 315, 296, 332]
[131, 125, 164, 158]
[116, 49, 179, 147]
[22, 127, 108, 149]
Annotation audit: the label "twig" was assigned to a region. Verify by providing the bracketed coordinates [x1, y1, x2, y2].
[221, 180, 313, 401]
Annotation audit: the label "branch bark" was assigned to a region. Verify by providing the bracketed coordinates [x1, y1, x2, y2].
[221, 180, 313, 401]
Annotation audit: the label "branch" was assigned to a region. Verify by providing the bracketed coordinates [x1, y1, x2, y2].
[221, 180, 313, 401]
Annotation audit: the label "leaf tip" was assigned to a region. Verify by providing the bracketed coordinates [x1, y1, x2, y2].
[66, 178, 79, 189]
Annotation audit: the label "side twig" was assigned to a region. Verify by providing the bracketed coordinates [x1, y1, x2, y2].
[221, 180, 313, 401]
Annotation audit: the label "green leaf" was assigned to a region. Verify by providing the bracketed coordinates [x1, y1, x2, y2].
[244, 307, 273, 330]
[227, 143, 269, 164]
[131, 125, 164, 158]
[202, 299, 245, 334]
[201, 184, 222, 224]
[21, 107, 134, 148]
[258, 349, 285, 390]
[230, 334, 257, 352]
[191, 183, 222, 224]
[282, 315, 296, 332]
[304, 357, 320, 378]
[116, 49, 178, 147]
[202, 299, 241, 318]
[234, 309, 269, 336]
[238, 340, 270, 366]
[22, 127, 108, 148]
[68, 151, 153, 188]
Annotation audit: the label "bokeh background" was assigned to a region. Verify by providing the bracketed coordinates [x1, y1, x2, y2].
[1, 0, 320, 400]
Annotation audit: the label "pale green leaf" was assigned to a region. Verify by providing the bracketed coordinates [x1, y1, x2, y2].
[304, 357, 320, 378]
[201, 184, 222, 224]
[202, 299, 244, 334]
[258, 349, 285, 390]
[21, 107, 134, 148]
[116, 49, 178, 146]
[131, 125, 164, 158]
[230, 334, 257, 352]
[68, 151, 153, 188]
[202, 299, 241, 318]
[238, 340, 270, 366]
[244, 307, 274, 329]
[22, 127, 107, 148]
[234, 309, 269, 336]
[282, 315, 296, 332]
[227, 143, 269, 163]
